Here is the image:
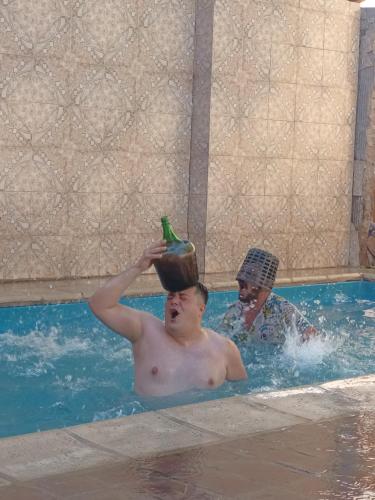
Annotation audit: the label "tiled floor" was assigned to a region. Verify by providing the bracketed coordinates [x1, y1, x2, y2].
[1, 412, 374, 499]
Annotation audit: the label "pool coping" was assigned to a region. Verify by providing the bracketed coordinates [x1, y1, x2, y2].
[0, 374, 374, 485]
[0, 267, 374, 306]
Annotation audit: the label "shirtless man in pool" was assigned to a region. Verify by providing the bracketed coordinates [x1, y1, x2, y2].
[89, 241, 247, 396]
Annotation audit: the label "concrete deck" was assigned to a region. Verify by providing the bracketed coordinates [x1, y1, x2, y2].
[0, 375, 374, 499]
[0, 267, 374, 306]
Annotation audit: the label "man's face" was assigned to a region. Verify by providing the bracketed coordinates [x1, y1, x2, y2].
[237, 280, 262, 305]
[164, 287, 205, 334]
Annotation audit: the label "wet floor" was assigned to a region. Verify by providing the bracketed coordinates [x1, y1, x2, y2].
[1, 412, 374, 499]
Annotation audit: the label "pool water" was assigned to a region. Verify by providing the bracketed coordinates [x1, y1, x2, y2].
[0, 280, 374, 439]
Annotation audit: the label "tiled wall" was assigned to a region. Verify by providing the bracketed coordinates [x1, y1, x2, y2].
[0, 1, 194, 279]
[206, 0, 361, 273]
[0, 0, 361, 280]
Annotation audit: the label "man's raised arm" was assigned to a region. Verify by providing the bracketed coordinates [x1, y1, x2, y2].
[89, 241, 166, 343]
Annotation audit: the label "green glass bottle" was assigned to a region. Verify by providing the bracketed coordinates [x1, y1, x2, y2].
[154, 216, 199, 292]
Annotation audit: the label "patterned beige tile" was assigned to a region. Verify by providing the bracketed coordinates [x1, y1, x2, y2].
[206, 195, 237, 233]
[0, 147, 65, 192]
[237, 157, 266, 196]
[64, 235, 100, 278]
[139, 0, 195, 73]
[268, 83, 296, 122]
[205, 232, 237, 273]
[270, 43, 298, 83]
[263, 196, 291, 234]
[210, 115, 240, 155]
[325, 0, 349, 15]
[323, 50, 348, 87]
[289, 233, 316, 269]
[239, 118, 268, 158]
[314, 232, 338, 268]
[348, 13, 360, 53]
[0, 236, 66, 280]
[72, 0, 137, 66]
[130, 193, 188, 234]
[70, 64, 136, 111]
[319, 124, 354, 161]
[0, 55, 68, 105]
[272, 4, 298, 46]
[265, 159, 293, 196]
[321, 87, 351, 125]
[100, 193, 132, 234]
[241, 79, 269, 119]
[243, 0, 273, 45]
[70, 106, 136, 151]
[267, 120, 294, 159]
[317, 160, 346, 197]
[294, 122, 320, 159]
[243, 38, 271, 82]
[137, 113, 191, 155]
[99, 234, 133, 276]
[297, 47, 324, 85]
[315, 196, 351, 232]
[212, 0, 243, 76]
[66, 151, 138, 194]
[298, 9, 325, 49]
[67, 193, 100, 235]
[292, 160, 319, 196]
[0, 192, 66, 238]
[210, 75, 241, 117]
[0, 55, 69, 147]
[315, 197, 341, 232]
[347, 90, 357, 126]
[136, 154, 189, 195]
[324, 14, 348, 53]
[347, 50, 359, 89]
[336, 231, 350, 266]
[262, 233, 289, 270]
[137, 72, 192, 115]
[295, 85, 322, 123]
[0, 0, 70, 58]
[208, 156, 241, 196]
[300, 0, 325, 11]
[236, 195, 264, 234]
[290, 196, 317, 233]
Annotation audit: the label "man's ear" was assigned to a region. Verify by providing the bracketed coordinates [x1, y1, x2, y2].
[199, 303, 205, 314]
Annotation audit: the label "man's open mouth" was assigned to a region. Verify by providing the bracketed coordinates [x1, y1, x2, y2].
[170, 309, 179, 320]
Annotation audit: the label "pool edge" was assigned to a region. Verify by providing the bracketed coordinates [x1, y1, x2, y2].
[0, 373, 373, 483]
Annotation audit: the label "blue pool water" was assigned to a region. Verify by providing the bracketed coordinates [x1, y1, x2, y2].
[0, 280, 374, 439]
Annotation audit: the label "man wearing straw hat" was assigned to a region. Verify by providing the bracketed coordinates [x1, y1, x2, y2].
[222, 248, 317, 344]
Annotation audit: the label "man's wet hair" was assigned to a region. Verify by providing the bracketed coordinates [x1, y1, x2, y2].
[195, 281, 208, 305]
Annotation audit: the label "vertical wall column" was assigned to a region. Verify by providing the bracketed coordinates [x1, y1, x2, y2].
[187, 0, 215, 273]
[351, 8, 375, 265]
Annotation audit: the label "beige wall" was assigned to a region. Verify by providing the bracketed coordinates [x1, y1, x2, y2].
[206, 0, 361, 273]
[0, 0, 361, 281]
[0, 1, 194, 280]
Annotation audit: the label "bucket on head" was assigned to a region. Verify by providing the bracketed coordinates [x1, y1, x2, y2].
[236, 248, 279, 290]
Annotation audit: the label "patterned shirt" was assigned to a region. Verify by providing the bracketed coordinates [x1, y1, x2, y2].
[221, 292, 313, 344]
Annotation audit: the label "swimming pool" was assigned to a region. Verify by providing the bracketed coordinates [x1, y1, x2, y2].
[0, 280, 374, 439]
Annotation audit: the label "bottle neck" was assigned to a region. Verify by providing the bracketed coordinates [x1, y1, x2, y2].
[161, 219, 181, 243]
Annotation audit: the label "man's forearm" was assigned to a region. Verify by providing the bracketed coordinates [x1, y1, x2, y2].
[90, 264, 142, 310]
